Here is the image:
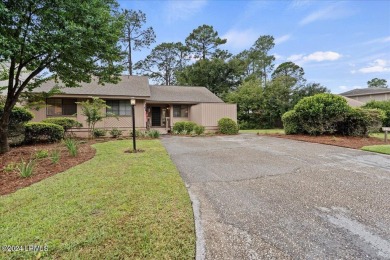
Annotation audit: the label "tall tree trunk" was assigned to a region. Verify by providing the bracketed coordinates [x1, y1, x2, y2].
[128, 28, 132, 75]
[0, 105, 12, 154]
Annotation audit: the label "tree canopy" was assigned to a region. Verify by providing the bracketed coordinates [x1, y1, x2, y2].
[367, 78, 388, 88]
[185, 24, 227, 60]
[120, 9, 155, 75]
[0, 0, 125, 153]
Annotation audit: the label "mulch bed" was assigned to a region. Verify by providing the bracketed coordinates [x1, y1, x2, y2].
[0, 142, 96, 196]
[262, 134, 387, 149]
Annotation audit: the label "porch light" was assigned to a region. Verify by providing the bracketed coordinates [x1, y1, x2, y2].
[130, 98, 136, 151]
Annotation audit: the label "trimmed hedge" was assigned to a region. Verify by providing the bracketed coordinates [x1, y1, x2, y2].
[218, 118, 239, 135]
[282, 110, 301, 135]
[194, 125, 205, 135]
[282, 93, 384, 137]
[362, 100, 390, 126]
[173, 121, 198, 134]
[42, 117, 82, 132]
[93, 128, 106, 138]
[25, 122, 64, 143]
[293, 93, 350, 135]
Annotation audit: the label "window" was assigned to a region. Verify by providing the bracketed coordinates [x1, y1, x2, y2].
[47, 98, 77, 116]
[173, 105, 188, 117]
[106, 100, 131, 116]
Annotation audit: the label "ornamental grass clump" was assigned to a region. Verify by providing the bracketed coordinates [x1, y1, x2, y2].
[64, 138, 79, 157]
[17, 159, 35, 178]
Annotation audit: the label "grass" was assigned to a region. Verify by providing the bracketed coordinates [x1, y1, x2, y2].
[239, 128, 285, 134]
[0, 140, 195, 259]
[361, 145, 390, 155]
[370, 132, 386, 140]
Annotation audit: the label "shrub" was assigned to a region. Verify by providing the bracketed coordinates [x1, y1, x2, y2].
[0, 106, 34, 146]
[293, 93, 350, 135]
[363, 100, 390, 126]
[25, 122, 64, 143]
[17, 159, 35, 178]
[63, 138, 79, 157]
[92, 128, 106, 138]
[183, 121, 197, 134]
[42, 117, 82, 132]
[194, 125, 205, 135]
[35, 149, 49, 159]
[282, 110, 301, 135]
[3, 162, 17, 172]
[147, 129, 160, 138]
[109, 128, 123, 138]
[338, 108, 384, 136]
[218, 118, 239, 135]
[51, 149, 61, 164]
[173, 122, 186, 133]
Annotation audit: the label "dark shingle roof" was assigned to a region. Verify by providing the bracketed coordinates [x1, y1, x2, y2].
[339, 87, 390, 97]
[33, 75, 150, 97]
[148, 85, 223, 103]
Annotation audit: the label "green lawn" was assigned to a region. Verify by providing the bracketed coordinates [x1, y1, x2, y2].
[0, 140, 195, 259]
[370, 132, 386, 140]
[239, 129, 285, 134]
[361, 145, 390, 155]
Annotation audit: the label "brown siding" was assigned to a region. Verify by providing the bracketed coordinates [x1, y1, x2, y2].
[189, 103, 237, 129]
[350, 93, 390, 103]
[30, 98, 147, 137]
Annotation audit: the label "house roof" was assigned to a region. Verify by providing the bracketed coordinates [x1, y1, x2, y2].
[339, 87, 390, 97]
[33, 75, 151, 97]
[148, 85, 223, 103]
[341, 96, 364, 107]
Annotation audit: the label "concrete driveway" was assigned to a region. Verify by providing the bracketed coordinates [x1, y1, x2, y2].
[161, 134, 390, 260]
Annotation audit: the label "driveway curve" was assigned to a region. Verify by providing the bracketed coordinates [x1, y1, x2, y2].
[162, 134, 390, 260]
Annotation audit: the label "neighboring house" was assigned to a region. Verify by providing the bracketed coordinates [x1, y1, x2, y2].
[340, 88, 390, 104]
[31, 76, 236, 136]
[341, 96, 364, 107]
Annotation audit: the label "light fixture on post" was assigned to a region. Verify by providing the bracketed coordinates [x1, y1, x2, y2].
[130, 98, 136, 151]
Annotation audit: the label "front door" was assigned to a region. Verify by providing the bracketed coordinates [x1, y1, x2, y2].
[151, 107, 161, 126]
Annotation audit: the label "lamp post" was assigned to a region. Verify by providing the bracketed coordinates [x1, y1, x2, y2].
[130, 98, 136, 151]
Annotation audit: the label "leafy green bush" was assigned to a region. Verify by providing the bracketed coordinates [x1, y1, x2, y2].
[63, 138, 79, 156]
[282, 110, 301, 134]
[173, 122, 186, 133]
[218, 118, 239, 135]
[293, 93, 350, 135]
[338, 108, 384, 136]
[194, 125, 205, 135]
[35, 149, 49, 159]
[363, 100, 390, 126]
[0, 106, 34, 146]
[25, 122, 64, 143]
[17, 159, 35, 178]
[147, 129, 160, 138]
[109, 128, 123, 138]
[92, 128, 106, 138]
[183, 122, 197, 134]
[42, 117, 82, 132]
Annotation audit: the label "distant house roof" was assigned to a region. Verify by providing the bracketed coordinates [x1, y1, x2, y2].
[148, 85, 223, 103]
[339, 87, 390, 97]
[341, 96, 364, 107]
[33, 75, 151, 97]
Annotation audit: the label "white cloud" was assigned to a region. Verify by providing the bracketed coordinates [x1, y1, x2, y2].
[289, 0, 313, 9]
[299, 3, 354, 26]
[275, 34, 291, 44]
[273, 53, 284, 60]
[164, 0, 207, 23]
[221, 29, 258, 50]
[357, 59, 390, 73]
[287, 51, 342, 64]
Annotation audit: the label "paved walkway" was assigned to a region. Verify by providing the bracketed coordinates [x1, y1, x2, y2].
[162, 134, 390, 259]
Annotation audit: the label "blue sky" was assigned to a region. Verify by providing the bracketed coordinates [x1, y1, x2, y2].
[119, 0, 390, 93]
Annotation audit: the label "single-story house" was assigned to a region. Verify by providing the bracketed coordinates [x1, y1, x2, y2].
[31, 76, 237, 136]
[340, 87, 390, 104]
